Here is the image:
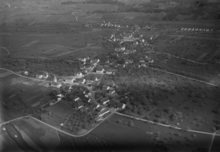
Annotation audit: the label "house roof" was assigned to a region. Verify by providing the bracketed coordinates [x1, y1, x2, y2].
[117, 102, 125, 108]
[100, 97, 109, 102]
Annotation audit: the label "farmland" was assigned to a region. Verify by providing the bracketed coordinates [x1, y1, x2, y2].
[1, 0, 220, 151]
[12, 117, 60, 150]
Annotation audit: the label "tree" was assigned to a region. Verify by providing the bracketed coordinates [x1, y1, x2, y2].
[152, 140, 169, 152]
[192, 147, 208, 152]
[128, 120, 134, 127]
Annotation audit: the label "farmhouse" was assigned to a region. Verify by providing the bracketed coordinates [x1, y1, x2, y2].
[100, 97, 109, 104]
[117, 102, 126, 110]
[75, 97, 80, 102]
[51, 82, 62, 88]
[96, 68, 106, 74]
[36, 74, 43, 79]
[77, 100, 84, 110]
[103, 100, 110, 105]
[95, 104, 101, 109]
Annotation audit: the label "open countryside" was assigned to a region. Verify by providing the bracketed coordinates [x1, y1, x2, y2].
[1, 0, 220, 152]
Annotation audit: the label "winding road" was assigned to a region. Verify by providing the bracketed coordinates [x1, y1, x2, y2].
[115, 112, 220, 137]
[0, 113, 114, 138]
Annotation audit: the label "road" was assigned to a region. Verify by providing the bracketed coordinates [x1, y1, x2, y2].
[0, 112, 114, 138]
[0, 115, 31, 127]
[115, 112, 220, 137]
[0, 67, 52, 82]
[208, 130, 219, 152]
[1, 111, 219, 144]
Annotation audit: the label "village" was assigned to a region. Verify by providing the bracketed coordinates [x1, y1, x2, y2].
[1, 0, 220, 151]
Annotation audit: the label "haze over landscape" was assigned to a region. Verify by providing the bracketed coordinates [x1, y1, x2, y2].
[0, 0, 220, 151]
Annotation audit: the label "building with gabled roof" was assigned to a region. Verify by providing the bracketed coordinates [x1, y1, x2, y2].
[75, 97, 80, 102]
[103, 100, 110, 105]
[77, 100, 84, 110]
[117, 102, 126, 110]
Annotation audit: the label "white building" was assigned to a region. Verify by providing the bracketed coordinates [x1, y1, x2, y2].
[96, 104, 100, 109]
[24, 71, 29, 75]
[103, 100, 110, 105]
[75, 97, 80, 102]
[96, 69, 105, 74]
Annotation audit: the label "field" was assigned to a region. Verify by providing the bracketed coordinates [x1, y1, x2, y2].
[0, 24, 115, 60]
[106, 114, 213, 151]
[12, 117, 60, 150]
[53, 111, 215, 151]
[0, 126, 24, 152]
[91, 116, 153, 151]
[45, 102, 73, 120]
[1, 0, 220, 151]
[211, 135, 220, 152]
[1, 72, 52, 108]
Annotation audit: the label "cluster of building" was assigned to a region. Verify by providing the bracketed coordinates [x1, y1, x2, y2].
[138, 56, 154, 68]
[97, 96, 126, 111]
[36, 72, 49, 80]
[108, 32, 149, 46]
[105, 29, 156, 69]
[180, 28, 213, 32]
[100, 21, 122, 28]
[23, 71, 49, 80]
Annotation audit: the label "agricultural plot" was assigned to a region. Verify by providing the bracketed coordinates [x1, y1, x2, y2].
[0, 71, 54, 121]
[0, 71, 13, 78]
[74, 4, 118, 12]
[116, 66, 220, 133]
[91, 115, 153, 151]
[156, 35, 219, 63]
[211, 135, 220, 152]
[5, 123, 37, 152]
[150, 52, 220, 82]
[0, 128, 24, 152]
[46, 102, 73, 120]
[147, 93, 219, 133]
[12, 117, 60, 150]
[0, 104, 25, 122]
[1, 1, 220, 152]
[55, 131, 117, 152]
[108, 114, 213, 152]
[12, 83, 51, 107]
[40, 112, 64, 128]
[13, 124, 42, 151]
[60, 46, 102, 58]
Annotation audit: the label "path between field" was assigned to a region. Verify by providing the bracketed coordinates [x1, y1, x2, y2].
[146, 66, 219, 87]
[208, 131, 219, 152]
[71, 12, 78, 22]
[0, 68, 51, 82]
[0, 45, 10, 57]
[0, 115, 32, 127]
[115, 112, 220, 137]
[55, 46, 90, 57]
[153, 50, 208, 65]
